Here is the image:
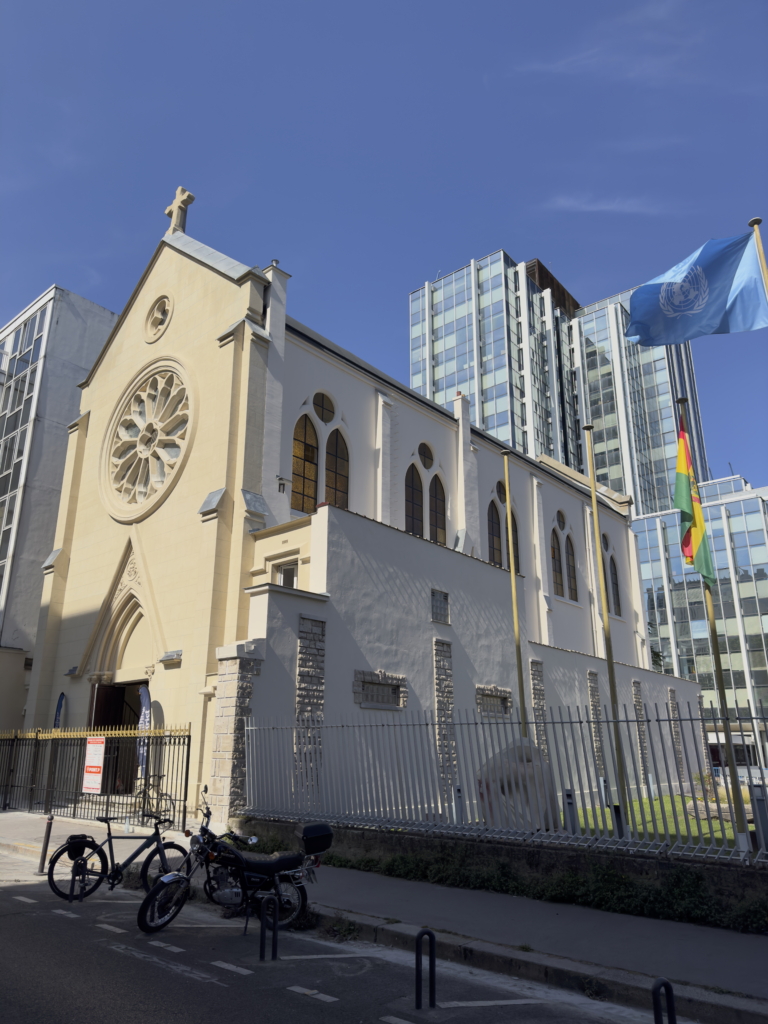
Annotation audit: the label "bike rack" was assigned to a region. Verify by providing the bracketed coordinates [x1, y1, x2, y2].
[415, 928, 436, 1009]
[259, 896, 279, 961]
[652, 977, 676, 1023]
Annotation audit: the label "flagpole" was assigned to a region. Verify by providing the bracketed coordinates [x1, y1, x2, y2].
[502, 451, 528, 738]
[676, 397, 749, 850]
[748, 218, 768, 293]
[582, 425, 629, 822]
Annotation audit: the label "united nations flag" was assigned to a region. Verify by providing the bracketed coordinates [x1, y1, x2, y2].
[626, 226, 768, 346]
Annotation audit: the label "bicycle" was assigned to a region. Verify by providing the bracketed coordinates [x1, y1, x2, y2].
[47, 813, 188, 903]
[132, 773, 177, 825]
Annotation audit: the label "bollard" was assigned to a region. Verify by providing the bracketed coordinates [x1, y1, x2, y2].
[36, 813, 54, 875]
[415, 928, 436, 1009]
[563, 790, 577, 834]
[651, 977, 676, 1024]
[259, 896, 279, 961]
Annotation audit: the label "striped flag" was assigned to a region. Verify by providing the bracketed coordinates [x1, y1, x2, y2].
[673, 416, 715, 586]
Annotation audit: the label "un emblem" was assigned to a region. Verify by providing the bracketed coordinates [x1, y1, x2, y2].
[659, 264, 709, 318]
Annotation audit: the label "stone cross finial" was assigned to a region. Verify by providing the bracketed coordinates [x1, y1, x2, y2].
[165, 186, 195, 234]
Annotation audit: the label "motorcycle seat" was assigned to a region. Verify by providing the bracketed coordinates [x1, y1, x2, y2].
[236, 850, 304, 875]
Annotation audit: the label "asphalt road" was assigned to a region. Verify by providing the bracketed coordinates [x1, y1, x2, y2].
[0, 856, 657, 1024]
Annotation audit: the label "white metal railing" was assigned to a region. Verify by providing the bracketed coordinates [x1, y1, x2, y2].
[244, 703, 768, 863]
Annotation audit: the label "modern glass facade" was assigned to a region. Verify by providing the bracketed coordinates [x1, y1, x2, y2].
[0, 303, 50, 607]
[575, 290, 707, 515]
[410, 251, 581, 467]
[633, 477, 768, 727]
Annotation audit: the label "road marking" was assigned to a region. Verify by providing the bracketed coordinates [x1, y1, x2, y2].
[437, 999, 542, 1007]
[12, 896, 36, 903]
[97, 923, 127, 933]
[211, 961, 253, 976]
[381, 1017, 417, 1024]
[149, 940, 185, 953]
[52, 909, 78, 917]
[109, 944, 227, 985]
[288, 986, 339, 1003]
[281, 953, 374, 960]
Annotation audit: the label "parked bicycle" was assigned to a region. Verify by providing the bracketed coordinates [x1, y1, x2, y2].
[132, 773, 177, 824]
[47, 813, 188, 902]
[137, 787, 333, 933]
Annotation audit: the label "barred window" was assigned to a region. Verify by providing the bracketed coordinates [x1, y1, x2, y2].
[610, 556, 621, 617]
[429, 475, 446, 545]
[405, 464, 423, 537]
[325, 429, 349, 509]
[291, 415, 318, 514]
[487, 501, 502, 566]
[551, 529, 564, 597]
[431, 589, 449, 623]
[476, 685, 512, 718]
[566, 535, 578, 602]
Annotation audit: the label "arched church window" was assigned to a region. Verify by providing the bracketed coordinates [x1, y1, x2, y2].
[488, 502, 503, 566]
[325, 429, 349, 509]
[566, 535, 578, 601]
[610, 556, 621, 617]
[429, 476, 446, 546]
[405, 465, 423, 537]
[291, 415, 318, 514]
[551, 529, 564, 597]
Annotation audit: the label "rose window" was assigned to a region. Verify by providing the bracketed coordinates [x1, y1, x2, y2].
[109, 371, 189, 509]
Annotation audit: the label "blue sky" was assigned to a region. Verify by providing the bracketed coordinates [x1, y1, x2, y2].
[1, 0, 766, 484]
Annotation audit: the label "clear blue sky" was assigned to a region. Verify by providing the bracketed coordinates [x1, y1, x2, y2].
[2, 0, 766, 484]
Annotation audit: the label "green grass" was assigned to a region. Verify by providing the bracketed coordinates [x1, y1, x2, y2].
[577, 794, 742, 847]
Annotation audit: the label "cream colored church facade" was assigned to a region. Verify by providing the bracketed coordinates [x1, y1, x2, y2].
[25, 194, 699, 823]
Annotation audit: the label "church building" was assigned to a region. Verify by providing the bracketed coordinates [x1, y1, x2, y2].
[24, 191, 699, 823]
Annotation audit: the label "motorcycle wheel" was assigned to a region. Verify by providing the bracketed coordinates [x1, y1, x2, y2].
[262, 879, 307, 929]
[137, 876, 189, 933]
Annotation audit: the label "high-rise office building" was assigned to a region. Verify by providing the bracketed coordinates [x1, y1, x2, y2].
[632, 476, 768, 750]
[573, 290, 708, 516]
[409, 251, 582, 470]
[410, 259, 708, 518]
[0, 286, 117, 723]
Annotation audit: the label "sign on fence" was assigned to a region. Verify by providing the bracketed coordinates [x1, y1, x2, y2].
[81, 736, 106, 794]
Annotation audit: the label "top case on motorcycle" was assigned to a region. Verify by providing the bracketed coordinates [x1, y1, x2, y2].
[219, 847, 304, 875]
[295, 822, 333, 855]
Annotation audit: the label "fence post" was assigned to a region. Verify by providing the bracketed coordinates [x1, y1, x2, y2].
[27, 730, 42, 812]
[415, 928, 436, 1009]
[181, 727, 191, 832]
[563, 790, 577, 834]
[752, 785, 768, 853]
[2, 734, 18, 809]
[651, 977, 676, 1023]
[259, 896, 279, 960]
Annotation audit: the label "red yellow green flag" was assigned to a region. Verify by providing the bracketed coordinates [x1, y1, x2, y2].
[673, 416, 715, 586]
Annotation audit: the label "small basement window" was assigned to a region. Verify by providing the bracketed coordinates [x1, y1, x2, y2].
[279, 562, 298, 588]
[475, 685, 512, 719]
[431, 589, 449, 624]
[353, 670, 408, 710]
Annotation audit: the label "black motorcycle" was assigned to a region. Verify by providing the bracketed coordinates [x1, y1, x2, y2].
[136, 787, 332, 933]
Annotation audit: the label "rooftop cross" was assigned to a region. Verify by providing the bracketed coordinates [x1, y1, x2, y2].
[165, 186, 195, 234]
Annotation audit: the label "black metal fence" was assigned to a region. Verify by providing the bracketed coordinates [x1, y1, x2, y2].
[0, 726, 191, 830]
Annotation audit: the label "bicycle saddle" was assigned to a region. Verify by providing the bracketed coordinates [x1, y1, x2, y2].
[95, 815, 121, 823]
[235, 851, 304, 875]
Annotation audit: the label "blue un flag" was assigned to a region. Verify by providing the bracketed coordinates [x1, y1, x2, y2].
[626, 230, 768, 346]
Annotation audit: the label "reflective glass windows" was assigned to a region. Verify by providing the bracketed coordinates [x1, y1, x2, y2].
[551, 530, 564, 597]
[566, 536, 578, 602]
[325, 429, 349, 509]
[291, 415, 318, 514]
[610, 556, 621, 616]
[488, 501, 502, 566]
[429, 476, 446, 546]
[405, 465, 423, 537]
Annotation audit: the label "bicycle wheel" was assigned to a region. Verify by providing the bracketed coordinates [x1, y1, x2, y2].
[48, 841, 108, 901]
[137, 876, 189, 933]
[140, 842, 189, 893]
[263, 880, 307, 929]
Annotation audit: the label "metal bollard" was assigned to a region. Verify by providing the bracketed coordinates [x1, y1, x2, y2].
[651, 977, 676, 1024]
[259, 896, 279, 961]
[36, 813, 54, 875]
[415, 928, 436, 1009]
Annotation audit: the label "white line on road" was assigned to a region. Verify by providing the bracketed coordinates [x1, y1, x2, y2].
[281, 954, 375, 960]
[288, 986, 339, 1003]
[97, 923, 127, 933]
[211, 961, 253, 976]
[437, 1000, 543, 1007]
[52, 909, 78, 917]
[109, 944, 227, 985]
[149, 940, 185, 953]
[381, 1017, 417, 1024]
[12, 896, 36, 903]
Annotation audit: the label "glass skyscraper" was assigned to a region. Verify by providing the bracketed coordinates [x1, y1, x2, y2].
[633, 477, 768, 745]
[409, 252, 582, 470]
[573, 290, 707, 515]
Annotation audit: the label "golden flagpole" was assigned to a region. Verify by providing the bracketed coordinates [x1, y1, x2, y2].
[582, 425, 629, 824]
[676, 397, 749, 849]
[502, 451, 528, 738]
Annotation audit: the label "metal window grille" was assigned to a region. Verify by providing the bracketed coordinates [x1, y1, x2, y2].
[431, 590, 449, 623]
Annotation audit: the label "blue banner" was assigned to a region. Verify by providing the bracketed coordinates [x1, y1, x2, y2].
[626, 231, 768, 346]
[136, 685, 151, 779]
[53, 692, 66, 728]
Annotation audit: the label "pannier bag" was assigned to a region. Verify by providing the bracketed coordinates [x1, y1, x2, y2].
[66, 835, 92, 860]
[295, 822, 333, 856]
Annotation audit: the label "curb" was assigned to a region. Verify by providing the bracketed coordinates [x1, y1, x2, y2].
[0, 841, 44, 861]
[308, 902, 768, 1024]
